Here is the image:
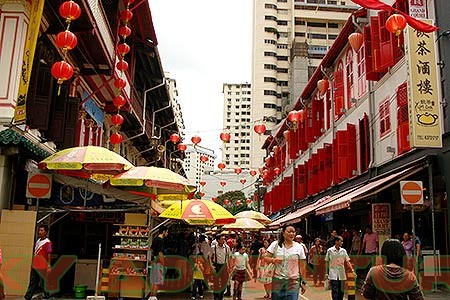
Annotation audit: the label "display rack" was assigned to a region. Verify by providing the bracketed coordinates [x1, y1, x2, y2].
[109, 224, 150, 299]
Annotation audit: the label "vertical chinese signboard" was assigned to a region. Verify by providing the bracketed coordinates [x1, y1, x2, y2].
[405, 20, 442, 148]
[372, 203, 391, 254]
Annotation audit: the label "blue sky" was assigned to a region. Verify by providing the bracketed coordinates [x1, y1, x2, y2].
[149, 0, 253, 161]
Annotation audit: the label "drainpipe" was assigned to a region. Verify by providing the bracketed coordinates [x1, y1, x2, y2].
[152, 104, 173, 138]
[367, 81, 376, 174]
[351, 15, 363, 33]
[124, 79, 166, 142]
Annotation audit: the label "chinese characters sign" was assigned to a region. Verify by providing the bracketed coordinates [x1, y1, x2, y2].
[372, 203, 391, 236]
[406, 20, 442, 148]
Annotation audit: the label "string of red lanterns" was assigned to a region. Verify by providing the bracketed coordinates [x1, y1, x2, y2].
[220, 131, 231, 143]
[51, 1, 81, 94]
[110, 0, 136, 145]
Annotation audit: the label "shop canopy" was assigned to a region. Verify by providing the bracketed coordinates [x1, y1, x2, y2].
[268, 185, 362, 228]
[316, 165, 425, 215]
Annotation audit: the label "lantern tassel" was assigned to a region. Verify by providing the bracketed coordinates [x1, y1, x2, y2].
[57, 84, 62, 96]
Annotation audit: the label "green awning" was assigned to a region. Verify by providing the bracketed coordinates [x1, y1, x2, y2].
[0, 128, 52, 158]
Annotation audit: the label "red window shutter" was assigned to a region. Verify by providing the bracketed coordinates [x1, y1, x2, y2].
[297, 164, 306, 199]
[326, 90, 332, 129]
[318, 148, 326, 191]
[364, 25, 381, 81]
[305, 105, 315, 144]
[312, 96, 320, 139]
[359, 114, 370, 172]
[297, 121, 307, 151]
[332, 139, 340, 185]
[370, 16, 384, 73]
[396, 82, 410, 154]
[346, 50, 354, 109]
[337, 130, 349, 180]
[334, 65, 345, 118]
[378, 11, 395, 71]
[347, 123, 358, 178]
[286, 176, 292, 207]
[311, 153, 319, 194]
[288, 129, 297, 160]
[324, 143, 332, 188]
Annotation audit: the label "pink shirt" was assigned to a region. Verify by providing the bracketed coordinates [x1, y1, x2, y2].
[363, 232, 378, 254]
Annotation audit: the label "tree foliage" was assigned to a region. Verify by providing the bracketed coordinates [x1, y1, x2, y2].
[216, 190, 253, 215]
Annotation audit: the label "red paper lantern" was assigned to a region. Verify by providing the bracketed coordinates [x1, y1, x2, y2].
[117, 43, 130, 57]
[234, 167, 242, 175]
[114, 78, 126, 90]
[274, 167, 281, 175]
[120, 9, 133, 22]
[169, 133, 180, 144]
[218, 162, 226, 170]
[200, 155, 208, 162]
[317, 79, 330, 95]
[200, 181, 206, 186]
[220, 132, 231, 143]
[119, 26, 131, 39]
[199, 192, 205, 197]
[236, 200, 242, 206]
[253, 123, 266, 135]
[220, 181, 227, 187]
[56, 31, 77, 51]
[113, 95, 126, 108]
[177, 143, 187, 152]
[59, 1, 81, 22]
[110, 132, 123, 144]
[240, 178, 246, 184]
[298, 109, 306, 122]
[191, 135, 201, 145]
[116, 60, 128, 72]
[385, 14, 407, 36]
[249, 170, 257, 177]
[283, 130, 291, 141]
[246, 199, 252, 204]
[212, 197, 217, 202]
[223, 199, 230, 205]
[348, 32, 364, 52]
[51, 61, 74, 84]
[111, 114, 124, 126]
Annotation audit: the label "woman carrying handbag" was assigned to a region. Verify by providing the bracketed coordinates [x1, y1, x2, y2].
[257, 239, 273, 298]
[264, 225, 307, 300]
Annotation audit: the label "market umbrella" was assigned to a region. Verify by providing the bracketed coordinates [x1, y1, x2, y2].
[108, 166, 196, 198]
[222, 217, 266, 231]
[38, 146, 133, 180]
[234, 210, 272, 225]
[159, 199, 236, 226]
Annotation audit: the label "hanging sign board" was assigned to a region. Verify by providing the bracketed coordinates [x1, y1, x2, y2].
[409, 0, 427, 19]
[400, 180, 423, 205]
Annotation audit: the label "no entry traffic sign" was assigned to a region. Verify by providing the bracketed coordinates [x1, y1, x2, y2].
[400, 180, 423, 205]
[26, 173, 52, 199]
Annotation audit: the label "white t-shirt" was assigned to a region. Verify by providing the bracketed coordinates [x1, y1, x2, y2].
[267, 240, 306, 279]
[234, 252, 248, 270]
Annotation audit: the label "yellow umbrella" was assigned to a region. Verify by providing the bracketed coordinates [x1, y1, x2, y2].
[234, 210, 272, 225]
[38, 146, 133, 179]
[109, 166, 195, 198]
[159, 200, 236, 226]
[223, 217, 266, 231]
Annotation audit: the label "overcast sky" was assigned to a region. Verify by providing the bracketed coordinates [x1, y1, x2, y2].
[149, 0, 253, 161]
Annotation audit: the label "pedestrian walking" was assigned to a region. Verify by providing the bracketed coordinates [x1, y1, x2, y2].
[350, 229, 361, 255]
[191, 254, 205, 300]
[25, 224, 52, 300]
[148, 226, 169, 300]
[309, 238, 325, 287]
[360, 225, 379, 272]
[256, 239, 272, 298]
[265, 224, 307, 300]
[360, 239, 424, 300]
[211, 234, 232, 300]
[325, 235, 354, 300]
[231, 244, 252, 300]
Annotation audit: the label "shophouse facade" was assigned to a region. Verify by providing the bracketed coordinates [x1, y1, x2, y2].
[262, 0, 449, 263]
[0, 0, 183, 296]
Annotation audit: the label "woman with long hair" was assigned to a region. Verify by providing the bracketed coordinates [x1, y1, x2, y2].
[361, 239, 424, 300]
[257, 239, 272, 298]
[264, 225, 307, 300]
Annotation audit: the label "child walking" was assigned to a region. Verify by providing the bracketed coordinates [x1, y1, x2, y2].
[191, 254, 205, 300]
[232, 245, 253, 300]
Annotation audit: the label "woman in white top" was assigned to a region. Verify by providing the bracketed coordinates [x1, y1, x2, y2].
[265, 225, 307, 300]
[232, 244, 253, 300]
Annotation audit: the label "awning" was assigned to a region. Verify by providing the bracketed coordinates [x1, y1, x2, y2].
[268, 185, 362, 228]
[316, 166, 425, 215]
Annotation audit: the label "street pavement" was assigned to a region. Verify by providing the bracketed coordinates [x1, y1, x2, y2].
[5, 277, 449, 299]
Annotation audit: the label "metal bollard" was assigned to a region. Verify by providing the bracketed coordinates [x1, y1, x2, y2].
[346, 271, 356, 300]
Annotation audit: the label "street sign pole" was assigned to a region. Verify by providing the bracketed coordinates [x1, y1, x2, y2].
[428, 162, 438, 291]
[411, 205, 416, 258]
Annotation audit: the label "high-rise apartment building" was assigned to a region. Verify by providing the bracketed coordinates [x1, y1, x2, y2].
[165, 72, 186, 139]
[251, 0, 357, 168]
[222, 83, 252, 169]
[183, 144, 216, 187]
